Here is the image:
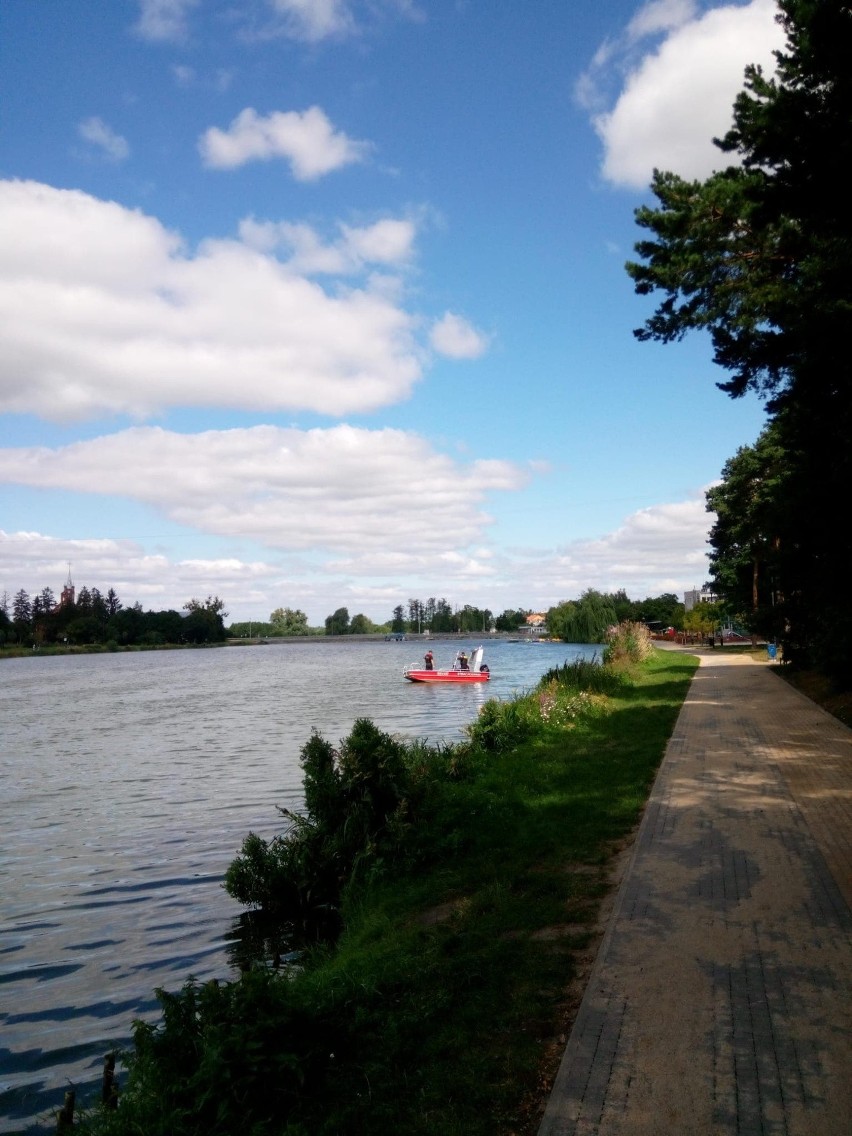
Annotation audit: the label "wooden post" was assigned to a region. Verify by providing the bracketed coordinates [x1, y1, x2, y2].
[56, 1089, 75, 1131]
[102, 1052, 118, 1109]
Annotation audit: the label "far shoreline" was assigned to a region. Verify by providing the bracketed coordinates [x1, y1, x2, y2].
[0, 630, 542, 660]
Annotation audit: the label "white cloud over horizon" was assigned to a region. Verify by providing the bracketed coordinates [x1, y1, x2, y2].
[0, 530, 277, 613]
[530, 497, 714, 596]
[583, 0, 785, 188]
[0, 491, 715, 624]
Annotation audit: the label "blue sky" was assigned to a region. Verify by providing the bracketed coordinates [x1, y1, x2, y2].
[0, 0, 783, 624]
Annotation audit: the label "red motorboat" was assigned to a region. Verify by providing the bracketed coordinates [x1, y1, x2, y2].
[404, 646, 490, 683]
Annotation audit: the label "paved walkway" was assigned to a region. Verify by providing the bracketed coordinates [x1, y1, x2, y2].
[539, 649, 852, 1136]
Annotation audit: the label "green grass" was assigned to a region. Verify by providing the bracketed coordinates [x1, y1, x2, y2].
[80, 647, 697, 1136]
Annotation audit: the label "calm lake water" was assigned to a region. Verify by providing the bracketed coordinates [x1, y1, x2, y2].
[0, 637, 598, 1132]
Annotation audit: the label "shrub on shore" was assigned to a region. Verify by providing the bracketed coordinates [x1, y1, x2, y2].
[603, 620, 653, 666]
[224, 720, 418, 937]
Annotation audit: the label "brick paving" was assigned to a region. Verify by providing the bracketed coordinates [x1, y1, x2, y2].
[538, 650, 852, 1136]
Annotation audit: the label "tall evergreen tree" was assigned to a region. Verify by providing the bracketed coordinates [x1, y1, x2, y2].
[626, 0, 852, 677]
[391, 605, 406, 634]
[12, 589, 31, 625]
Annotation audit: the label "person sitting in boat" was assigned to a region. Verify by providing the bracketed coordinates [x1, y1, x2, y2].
[424, 649, 434, 670]
[456, 650, 469, 671]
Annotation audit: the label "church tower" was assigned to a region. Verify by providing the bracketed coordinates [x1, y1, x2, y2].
[59, 565, 75, 608]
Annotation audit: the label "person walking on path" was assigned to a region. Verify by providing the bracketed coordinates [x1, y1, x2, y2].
[539, 648, 852, 1136]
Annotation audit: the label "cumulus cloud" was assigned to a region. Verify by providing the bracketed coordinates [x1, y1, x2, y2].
[0, 425, 529, 553]
[238, 216, 416, 274]
[0, 529, 278, 612]
[581, 0, 784, 188]
[0, 180, 426, 421]
[198, 106, 370, 179]
[507, 495, 713, 604]
[0, 528, 505, 626]
[134, 0, 199, 42]
[77, 117, 130, 162]
[1, 490, 716, 623]
[429, 312, 489, 359]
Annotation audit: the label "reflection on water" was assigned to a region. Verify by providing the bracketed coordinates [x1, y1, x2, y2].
[224, 909, 315, 974]
[0, 638, 596, 1131]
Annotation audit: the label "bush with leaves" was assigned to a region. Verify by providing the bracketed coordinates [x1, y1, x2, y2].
[464, 697, 539, 754]
[85, 968, 346, 1136]
[225, 720, 414, 930]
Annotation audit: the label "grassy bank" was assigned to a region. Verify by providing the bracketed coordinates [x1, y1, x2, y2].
[79, 642, 697, 1136]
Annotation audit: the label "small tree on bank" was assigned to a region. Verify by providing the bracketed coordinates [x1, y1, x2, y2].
[325, 607, 350, 636]
[270, 607, 310, 636]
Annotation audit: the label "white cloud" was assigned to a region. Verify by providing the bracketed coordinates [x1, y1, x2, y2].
[238, 216, 416, 274]
[508, 496, 713, 604]
[267, 0, 355, 42]
[134, 0, 199, 42]
[0, 180, 425, 420]
[429, 312, 489, 359]
[1, 492, 716, 624]
[0, 529, 278, 613]
[626, 0, 699, 41]
[77, 117, 130, 162]
[198, 106, 370, 179]
[244, 0, 422, 44]
[340, 219, 415, 266]
[583, 0, 785, 188]
[172, 64, 196, 86]
[0, 425, 529, 553]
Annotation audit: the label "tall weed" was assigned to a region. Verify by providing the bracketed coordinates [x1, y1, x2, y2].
[541, 653, 626, 695]
[603, 620, 653, 666]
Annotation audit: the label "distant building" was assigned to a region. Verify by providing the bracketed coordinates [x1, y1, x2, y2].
[684, 585, 717, 612]
[58, 567, 75, 609]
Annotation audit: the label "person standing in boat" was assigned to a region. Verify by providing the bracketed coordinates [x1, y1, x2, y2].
[424, 649, 434, 670]
[456, 650, 469, 671]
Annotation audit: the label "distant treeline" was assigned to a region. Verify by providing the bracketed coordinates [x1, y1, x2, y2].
[1, 587, 688, 649]
[0, 587, 227, 647]
[396, 591, 686, 643]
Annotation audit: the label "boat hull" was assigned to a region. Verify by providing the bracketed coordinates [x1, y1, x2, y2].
[404, 669, 489, 683]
